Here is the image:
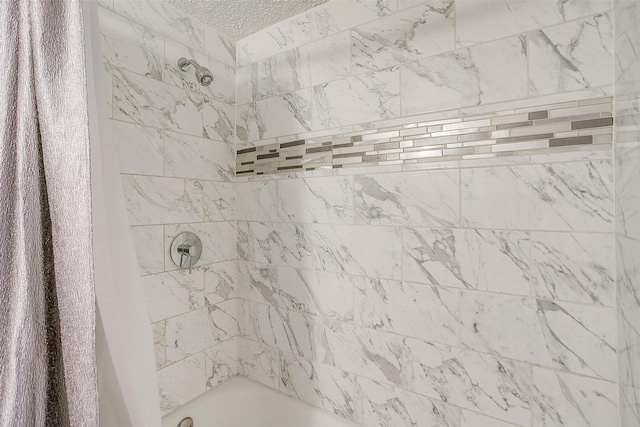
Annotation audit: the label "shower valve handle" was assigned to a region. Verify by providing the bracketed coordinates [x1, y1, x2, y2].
[169, 232, 202, 275]
[178, 244, 196, 274]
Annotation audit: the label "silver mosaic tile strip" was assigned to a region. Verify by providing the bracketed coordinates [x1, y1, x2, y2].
[236, 97, 613, 176]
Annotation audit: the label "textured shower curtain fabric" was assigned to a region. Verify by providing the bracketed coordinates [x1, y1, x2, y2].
[0, 1, 98, 426]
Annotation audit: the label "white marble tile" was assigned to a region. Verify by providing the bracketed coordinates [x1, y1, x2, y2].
[164, 222, 236, 268]
[251, 304, 314, 359]
[355, 376, 461, 427]
[164, 131, 234, 181]
[165, 309, 215, 363]
[237, 90, 312, 143]
[236, 180, 278, 222]
[237, 221, 251, 261]
[142, 269, 204, 322]
[402, 228, 530, 294]
[97, 0, 113, 11]
[203, 181, 235, 222]
[354, 170, 459, 226]
[355, 278, 459, 345]
[404, 339, 531, 425]
[316, 319, 404, 386]
[236, 64, 257, 106]
[461, 161, 614, 232]
[204, 261, 236, 305]
[250, 223, 314, 268]
[153, 321, 166, 369]
[460, 410, 517, 427]
[238, 337, 281, 389]
[163, 38, 236, 104]
[158, 352, 205, 414]
[529, 13, 614, 96]
[207, 299, 238, 343]
[617, 235, 640, 314]
[456, 0, 611, 46]
[99, 7, 163, 80]
[401, 36, 527, 115]
[310, 0, 397, 40]
[204, 26, 236, 67]
[616, 145, 640, 240]
[533, 368, 618, 426]
[237, 298, 251, 338]
[303, 32, 351, 86]
[618, 312, 640, 418]
[313, 69, 400, 130]
[620, 388, 640, 427]
[121, 175, 203, 225]
[113, 0, 205, 51]
[236, 261, 280, 306]
[205, 338, 238, 389]
[256, 48, 311, 99]
[280, 354, 356, 421]
[352, 1, 455, 73]
[277, 266, 356, 322]
[313, 224, 402, 280]
[460, 291, 617, 381]
[112, 68, 204, 136]
[203, 97, 235, 143]
[244, 13, 311, 64]
[130, 225, 164, 274]
[532, 232, 614, 306]
[278, 176, 354, 224]
[111, 121, 163, 176]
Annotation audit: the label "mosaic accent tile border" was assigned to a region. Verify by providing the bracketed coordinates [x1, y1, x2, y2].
[236, 97, 613, 176]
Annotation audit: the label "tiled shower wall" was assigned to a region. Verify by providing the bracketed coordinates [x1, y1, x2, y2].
[615, 0, 640, 425]
[97, 0, 238, 413]
[235, 1, 620, 426]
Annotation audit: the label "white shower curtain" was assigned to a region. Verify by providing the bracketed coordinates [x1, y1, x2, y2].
[81, 2, 162, 426]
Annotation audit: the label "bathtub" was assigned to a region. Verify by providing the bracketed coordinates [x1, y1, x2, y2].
[162, 376, 360, 427]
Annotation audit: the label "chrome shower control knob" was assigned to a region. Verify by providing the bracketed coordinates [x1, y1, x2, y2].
[170, 232, 202, 274]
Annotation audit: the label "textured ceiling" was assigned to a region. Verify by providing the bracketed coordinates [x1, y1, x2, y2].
[162, 0, 328, 41]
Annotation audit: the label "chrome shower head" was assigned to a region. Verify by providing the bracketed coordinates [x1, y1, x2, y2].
[177, 57, 213, 86]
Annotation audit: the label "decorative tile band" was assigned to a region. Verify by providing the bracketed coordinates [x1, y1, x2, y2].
[236, 97, 613, 176]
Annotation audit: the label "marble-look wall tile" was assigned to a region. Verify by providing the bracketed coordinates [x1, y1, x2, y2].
[456, 0, 611, 46]
[236, 64, 257, 106]
[130, 226, 164, 275]
[99, 7, 163, 80]
[617, 235, 640, 313]
[256, 48, 311, 99]
[460, 291, 617, 381]
[281, 354, 356, 421]
[313, 224, 401, 280]
[251, 304, 314, 359]
[113, 0, 205, 51]
[205, 338, 238, 389]
[237, 298, 251, 338]
[310, 0, 397, 40]
[121, 175, 203, 225]
[237, 221, 251, 261]
[238, 337, 281, 389]
[97, 0, 113, 11]
[113, 68, 204, 136]
[616, 145, 640, 241]
[354, 170, 459, 226]
[164, 222, 236, 268]
[204, 261, 236, 305]
[165, 309, 216, 363]
[236, 180, 278, 222]
[244, 13, 311, 64]
[203, 182, 235, 222]
[316, 319, 403, 386]
[153, 321, 166, 369]
[164, 132, 234, 181]
[277, 266, 356, 322]
[531, 232, 614, 306]
[303, 32, 351, 86]
[236, 261, 280, 306]
[618, 312, 640, 416]
[111, 121, 163, 176]
[237, 90, 312, 143]
[278, 176, 354, 224]
[355, 278, 459, 345]
[355, 376, 460, 427]
[313, 68, 400, 130]
[207, 300, 238, 343]
[351, 1, 455, 73]
[203, 98, 235, 144]
[142, 269, 204, 322]
[204, 26, 236, 67]
[460, 410, 517, 427]
[529, 13, 614, 96]
[158, 352, 205, 414]
[461, 161, 614, 232]
[250, 222, 313, 268]
[402, 228, 530, 294]
[533, 368, 618, 426]
[404, 339, 531, 425]
[401, 36, 527, 115]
